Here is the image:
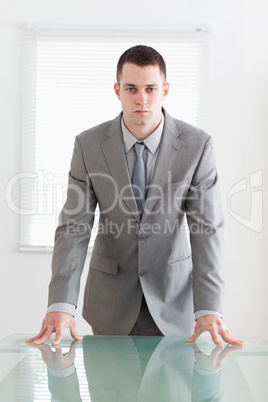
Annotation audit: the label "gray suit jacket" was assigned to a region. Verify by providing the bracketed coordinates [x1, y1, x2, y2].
[48, 108, 225, 336]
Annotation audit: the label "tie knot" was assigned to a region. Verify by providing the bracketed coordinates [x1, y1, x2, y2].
[134, 142, 145, 158]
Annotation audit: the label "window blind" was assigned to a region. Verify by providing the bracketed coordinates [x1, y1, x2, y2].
[19, 27, 212, 250]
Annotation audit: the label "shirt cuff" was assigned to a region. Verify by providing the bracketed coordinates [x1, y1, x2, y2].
[46, 303, 76, 317]
[47, 364, 76, 377]
[194, 362, 222, 375]
[194, 310, 223, 320]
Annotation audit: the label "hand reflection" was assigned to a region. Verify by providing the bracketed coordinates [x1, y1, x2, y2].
[35, 339, 82, 370]
[187, 342, 245, 371]
[34, 337, 246, 402]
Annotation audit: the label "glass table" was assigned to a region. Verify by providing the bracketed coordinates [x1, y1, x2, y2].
[0, 334, 267, 401]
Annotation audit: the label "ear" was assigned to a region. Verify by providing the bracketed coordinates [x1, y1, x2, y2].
[162, 82, 169, 100]
[114, 82, 121, 100]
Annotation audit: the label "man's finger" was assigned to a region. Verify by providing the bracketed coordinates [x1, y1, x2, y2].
[185, 335, 198, 342]
[26, 328, 47, 343]
[52, 326, 63, 345]
[185, 328, 203, 342]
[70, 327, 83, 341]
[220, 331, 245, 346]
[33, 328, 53, 345]
[225, 329, 246, 345]
[210, 328, 224, 348]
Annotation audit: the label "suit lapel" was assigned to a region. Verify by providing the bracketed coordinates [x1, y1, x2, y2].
[101, 113, 140, 223]
[141, 111, 184, 224]
[100, 111, 184, 225]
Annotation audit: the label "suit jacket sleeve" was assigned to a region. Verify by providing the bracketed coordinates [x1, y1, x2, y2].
[48, 135, 98, 307]
[185, 135, 225, 314]
[47, 370, 82, 401]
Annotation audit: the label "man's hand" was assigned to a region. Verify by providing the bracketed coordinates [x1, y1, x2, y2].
[35, 339, 82, 370]
[25, 312, 83, 345]
[185, 315, 246, 348]
[187, 342, 244, 371]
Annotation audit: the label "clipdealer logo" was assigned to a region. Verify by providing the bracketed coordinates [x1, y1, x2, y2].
[227, 170, 263, 232]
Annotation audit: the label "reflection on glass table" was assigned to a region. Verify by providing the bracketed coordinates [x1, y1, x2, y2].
[0, 334, 267, 401]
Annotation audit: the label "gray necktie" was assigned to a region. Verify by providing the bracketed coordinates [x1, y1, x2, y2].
[132, 142, 146, 217]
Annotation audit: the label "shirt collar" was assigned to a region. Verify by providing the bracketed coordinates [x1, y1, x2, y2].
[121, 113, 164, 155]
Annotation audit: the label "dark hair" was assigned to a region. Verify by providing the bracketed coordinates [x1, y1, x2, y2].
[116, 45, 167, 83]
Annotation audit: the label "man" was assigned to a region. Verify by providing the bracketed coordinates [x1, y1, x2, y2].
[27, 45, 245, 347]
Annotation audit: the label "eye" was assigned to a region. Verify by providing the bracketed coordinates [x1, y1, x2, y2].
[147, 88, 156, 92]
[126, 88, 136, 92]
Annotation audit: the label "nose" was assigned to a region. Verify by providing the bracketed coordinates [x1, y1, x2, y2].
[135, 90, 148, 106]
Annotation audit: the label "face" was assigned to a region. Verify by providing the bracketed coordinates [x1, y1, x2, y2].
[114, 62, 169, 138]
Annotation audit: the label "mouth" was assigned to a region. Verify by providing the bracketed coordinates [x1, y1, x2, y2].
[134, 110, 149, 114]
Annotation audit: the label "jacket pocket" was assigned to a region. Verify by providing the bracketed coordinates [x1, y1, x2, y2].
[168, 254, 191, 264]
[164, 178, 190, 192]
[90, 252, 118, 275]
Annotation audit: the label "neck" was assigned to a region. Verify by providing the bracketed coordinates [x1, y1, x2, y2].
[123, 116, 162, 141]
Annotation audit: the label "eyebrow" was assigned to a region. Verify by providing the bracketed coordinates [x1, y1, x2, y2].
[123, 83, 158, 87]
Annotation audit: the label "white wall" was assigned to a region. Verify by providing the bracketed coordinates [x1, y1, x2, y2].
[1, 0, 268, 341]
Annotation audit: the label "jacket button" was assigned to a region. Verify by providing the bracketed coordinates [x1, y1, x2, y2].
[139, 270, 145, 276]
[139, 234, 147, 241]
